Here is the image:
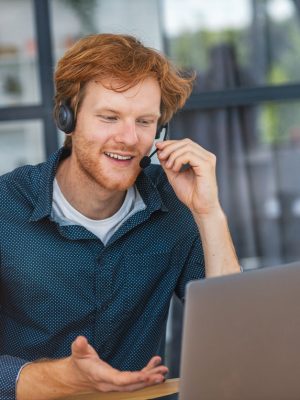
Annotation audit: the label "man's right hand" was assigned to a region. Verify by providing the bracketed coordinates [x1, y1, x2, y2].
[17, 336, 169, 400]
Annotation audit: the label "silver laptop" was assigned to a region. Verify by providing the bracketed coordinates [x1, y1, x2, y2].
[179, 262, 300, 400]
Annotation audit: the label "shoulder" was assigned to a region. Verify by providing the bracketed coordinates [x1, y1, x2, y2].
[0, 149, 62, 209]
[0, 162, 44, 212]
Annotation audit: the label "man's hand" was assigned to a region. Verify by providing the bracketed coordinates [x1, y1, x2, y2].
[156, 138, 219, 217]
[68, 336, 168, 392]
[17, 336, 168, 400]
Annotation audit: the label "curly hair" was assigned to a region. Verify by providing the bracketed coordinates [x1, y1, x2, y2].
[54, 33, 195, 148]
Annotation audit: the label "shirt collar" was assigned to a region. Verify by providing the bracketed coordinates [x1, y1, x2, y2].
[29, 148, 168, 222]
[29, 147, 69, 222]
[135, 169, 168, 213]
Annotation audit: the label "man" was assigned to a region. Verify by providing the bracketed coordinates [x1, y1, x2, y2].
[0, 34, 240, 400]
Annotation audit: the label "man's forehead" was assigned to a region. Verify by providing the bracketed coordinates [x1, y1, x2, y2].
[81, 79, 161, 119]
[83, 78, 161, 107]
[89, 76, 160, 93]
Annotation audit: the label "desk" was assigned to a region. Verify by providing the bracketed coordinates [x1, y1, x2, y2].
[62, 378, 179, 400]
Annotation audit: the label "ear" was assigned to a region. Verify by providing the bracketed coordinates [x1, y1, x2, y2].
[56, 102, 76, 134]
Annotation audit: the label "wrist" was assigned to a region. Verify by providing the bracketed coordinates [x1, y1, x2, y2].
[192, 205, 226, 225]
[16, 357, 89, 400]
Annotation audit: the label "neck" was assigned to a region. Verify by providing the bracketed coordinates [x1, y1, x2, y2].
[55, 156, 127, 220]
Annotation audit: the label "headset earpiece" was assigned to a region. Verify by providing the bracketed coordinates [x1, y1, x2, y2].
[155, 123, 169, 140]
[155, 125, 164, 139]
[56, 102, 76, 134]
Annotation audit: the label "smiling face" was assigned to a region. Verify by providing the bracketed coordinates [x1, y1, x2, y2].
[69, 77, 161, 193]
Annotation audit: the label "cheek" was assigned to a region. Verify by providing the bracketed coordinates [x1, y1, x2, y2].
[74, 125, 110, 147]
[144, 135, 156, 151]
[75, 115, 110, 140]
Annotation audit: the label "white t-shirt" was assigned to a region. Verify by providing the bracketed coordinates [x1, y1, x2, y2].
[51, 178, 146, 245]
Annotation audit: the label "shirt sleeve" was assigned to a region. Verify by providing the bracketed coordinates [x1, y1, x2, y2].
[175, 235, 206, 301]
[0, 355, 28, 400]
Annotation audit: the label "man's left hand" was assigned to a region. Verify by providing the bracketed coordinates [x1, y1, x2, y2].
[156, 138, 220, 217]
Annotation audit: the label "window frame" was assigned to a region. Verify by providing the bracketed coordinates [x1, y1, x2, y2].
[0, 0, 58, 157]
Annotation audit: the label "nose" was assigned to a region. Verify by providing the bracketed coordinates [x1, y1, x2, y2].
[114, 121, 139, 146]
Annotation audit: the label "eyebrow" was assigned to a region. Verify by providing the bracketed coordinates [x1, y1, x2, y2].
[95, 108, 161, 119]
[94, 108, 119, 114]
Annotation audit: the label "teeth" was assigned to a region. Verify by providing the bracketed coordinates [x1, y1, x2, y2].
[105, 152, 132, 160]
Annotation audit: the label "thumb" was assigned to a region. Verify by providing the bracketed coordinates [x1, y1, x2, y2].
[71, 336, 98, 360]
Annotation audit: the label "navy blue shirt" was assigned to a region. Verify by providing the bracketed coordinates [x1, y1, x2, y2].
[0, 148, 205, 399]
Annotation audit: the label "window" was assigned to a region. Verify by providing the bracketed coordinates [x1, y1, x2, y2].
[0, 0, 41, 106]
[0, 120, 44, 174]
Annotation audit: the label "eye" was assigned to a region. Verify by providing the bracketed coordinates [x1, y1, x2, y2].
[137, 119, 154, 127]
[98, 115, 118, 122]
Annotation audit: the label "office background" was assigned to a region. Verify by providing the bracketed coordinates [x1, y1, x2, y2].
[1, 0, 300, 377]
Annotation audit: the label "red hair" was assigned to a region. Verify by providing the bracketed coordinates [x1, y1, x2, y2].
[54, 33, 195, 147]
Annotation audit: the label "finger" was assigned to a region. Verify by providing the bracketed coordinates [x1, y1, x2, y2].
[157, 141, 192, 163]
[160, 151, 197, 174]
[164, 148, 216, 174]
[145, 365, 169, 376]
[142, 356, 162, 371]
[92, 368, 167, 393]
[108, 370, 150, 386]
[169, 150, 203, 173]
[157, 139, 212, 164]
[118, 375, 166, 391]
[156, 138, 203, 157]
[158, 143, 209, 170]
[71, 336, 98, 359]
[95, 375, 165, 393]
[84, 360, 158, 388]
[156, 139, 189, 150]
[159, 145, 197, 169]
[113, 371, 166, 388]
[108, 365, 168, 387]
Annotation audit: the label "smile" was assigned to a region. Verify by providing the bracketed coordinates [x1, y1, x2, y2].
[104, 152, 133, 160]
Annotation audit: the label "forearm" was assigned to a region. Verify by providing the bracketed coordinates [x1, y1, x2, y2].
[16, 357, 89, 400]
[193, 207, 240, 278]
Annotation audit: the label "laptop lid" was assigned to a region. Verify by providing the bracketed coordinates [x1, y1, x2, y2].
[179, 262, 300, 400]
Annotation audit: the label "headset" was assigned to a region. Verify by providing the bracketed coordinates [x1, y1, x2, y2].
[56, 102, 169, 168]
[56, 102, 76, 134]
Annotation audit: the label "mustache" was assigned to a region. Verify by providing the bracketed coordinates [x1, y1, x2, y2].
[102, 146, 140, 155]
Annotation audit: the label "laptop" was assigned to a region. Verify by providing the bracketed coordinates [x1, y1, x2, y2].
[179, 262, 300, 400]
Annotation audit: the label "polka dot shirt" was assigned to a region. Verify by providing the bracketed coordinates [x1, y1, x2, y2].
[0, 148, 205, 399]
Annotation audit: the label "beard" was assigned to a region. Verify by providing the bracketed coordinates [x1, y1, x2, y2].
[72, 138, 141, 192]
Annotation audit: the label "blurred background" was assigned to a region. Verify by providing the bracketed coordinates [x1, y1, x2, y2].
[1, 0, 300, 379]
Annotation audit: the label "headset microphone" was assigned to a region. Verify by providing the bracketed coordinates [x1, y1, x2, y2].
[139, 148, 158, 169]
[139, 123, 169, 169]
